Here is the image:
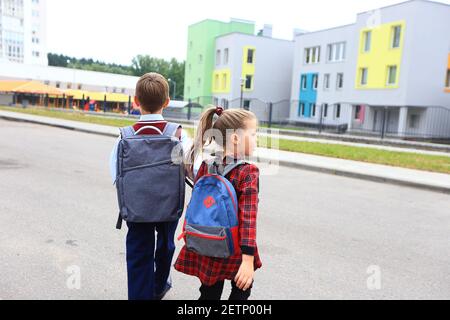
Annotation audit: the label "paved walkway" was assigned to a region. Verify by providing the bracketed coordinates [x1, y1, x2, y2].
[1, 109, 449, 194]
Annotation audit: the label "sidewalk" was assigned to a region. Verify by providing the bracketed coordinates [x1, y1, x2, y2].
[5, 105, 450, 153]
[1, 109, 449, 194]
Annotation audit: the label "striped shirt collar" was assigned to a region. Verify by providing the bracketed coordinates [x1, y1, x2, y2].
[139, 114, 165, 122]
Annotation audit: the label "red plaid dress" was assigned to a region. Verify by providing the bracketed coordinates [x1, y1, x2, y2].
[174, 160, 262, 286]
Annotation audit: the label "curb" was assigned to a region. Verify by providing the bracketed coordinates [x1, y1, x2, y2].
[1, 112, 449, 195]
[4, 105, 450, 153]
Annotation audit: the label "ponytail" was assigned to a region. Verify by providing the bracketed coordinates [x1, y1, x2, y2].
[185, 107, 216, 178]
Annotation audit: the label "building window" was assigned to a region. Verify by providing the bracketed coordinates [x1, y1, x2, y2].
[327, 42, 346, 62]
[391, 25, 402, 49]
[121, 88, 125, 94]
[312, 74, 318, 90]
[355, 105, 362, 120]
[245, 75, 253, 90]
[305, 46, 320, 64]
[189, 41, 193, 49]
[335, 104, 341, 119]
[363, 31, 371, 53]
[56, 82, 61, 88]
[221, 99, 229, 109]
[387, 66, 398, 85]
[301, 75, 307, 90]
[311, 103, 316, 117]
[247, 49, 255, 64]
[243, 100, 251, 111]
[323, 74, 330, 90]
[224, 49, 229, 64]
[222, 74, 227, 90]
[299, 102, 305, 117]
[409, 114, 419, 129]
[336, 73, 344, 90]
[446, 69, 450, 88]
[216, 50, 221, 65]
[197, 78, 201, 87]
[214, 74, 219, 90]
[78, 84, 83, 90]
[198, 54, 203, 63]
[360, 68, 368, 86]
[67, 83, 72, 89]
[213, 97, 219, 106]
[323, 104, 328, 118]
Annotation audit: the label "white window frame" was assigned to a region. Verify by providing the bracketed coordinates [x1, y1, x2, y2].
[222, 73, 227, 90]
[363, 31, 371, 53]
[391, 25, 402, 49]
[335, 104, 341, 119]
[216, 49, 221, 65]
[224, 48, 229, 64]
[323, 104, 328, 118]
[299, 102, 306, 117]
[301, 75, 307, 90]
[323, 74, 330, 90]
[387, 66, 397, 85]
[305, 46, 320, 64]
[336, 73, 344, 90]
[360, 68, 368, 86]
[327, 42, 346, 62]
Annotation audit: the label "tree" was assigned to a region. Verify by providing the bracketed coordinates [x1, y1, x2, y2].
[47, 53, 186, 99]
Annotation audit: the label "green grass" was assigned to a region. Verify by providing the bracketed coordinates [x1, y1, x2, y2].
[2, 106, 449, 174]
[260, 137, 450, 174]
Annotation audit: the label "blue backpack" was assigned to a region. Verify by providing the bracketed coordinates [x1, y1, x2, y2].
[178, 160, 246, 259]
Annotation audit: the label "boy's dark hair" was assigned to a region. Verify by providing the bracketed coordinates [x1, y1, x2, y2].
[135, 73, 169, 113]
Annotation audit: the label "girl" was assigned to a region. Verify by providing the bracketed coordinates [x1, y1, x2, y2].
[175, 106, 262, 301]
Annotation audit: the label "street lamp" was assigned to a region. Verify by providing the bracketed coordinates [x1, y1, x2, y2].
[240, 77, 245, 109]
[168, 78, 177, 100]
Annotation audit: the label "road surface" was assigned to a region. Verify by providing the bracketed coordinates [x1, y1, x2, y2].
[0, 119, 449, 300]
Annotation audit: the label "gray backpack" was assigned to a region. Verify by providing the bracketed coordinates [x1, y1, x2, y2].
[115, 123, 186, 229]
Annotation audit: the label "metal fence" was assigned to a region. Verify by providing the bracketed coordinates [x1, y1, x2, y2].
[5, 92, 450, 144]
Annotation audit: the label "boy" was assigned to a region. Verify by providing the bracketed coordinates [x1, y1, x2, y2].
[109, 73, 191, 300]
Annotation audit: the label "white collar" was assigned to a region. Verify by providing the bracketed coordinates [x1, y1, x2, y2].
[139, 114, 165, 121]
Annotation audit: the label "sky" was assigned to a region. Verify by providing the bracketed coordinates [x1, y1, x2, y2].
[46, 0, 449, 66]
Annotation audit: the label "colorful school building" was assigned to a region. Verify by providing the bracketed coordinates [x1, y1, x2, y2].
[184, 0, 450, 139]
[290, 0, 450, 139]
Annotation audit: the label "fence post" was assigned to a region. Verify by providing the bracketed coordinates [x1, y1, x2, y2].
[381, 106, 387, 139]
[187, 99, 192, 121]
[103, 95, 107, 113]
[268, 102, 273, 129]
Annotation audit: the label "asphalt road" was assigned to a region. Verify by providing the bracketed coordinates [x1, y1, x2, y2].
[0, 119, 449, 300]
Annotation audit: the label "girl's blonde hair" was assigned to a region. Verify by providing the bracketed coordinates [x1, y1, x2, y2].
[186, 106, 257, 176]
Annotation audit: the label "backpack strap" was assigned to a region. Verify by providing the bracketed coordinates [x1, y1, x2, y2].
[163, 122, 182, 138]
[222, 160, 247, 177]
[119, 126, 135, 139]
[206, 158, 247, 177]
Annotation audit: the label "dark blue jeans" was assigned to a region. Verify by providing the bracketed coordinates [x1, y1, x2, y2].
[126, 220, 179, 300]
